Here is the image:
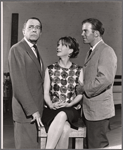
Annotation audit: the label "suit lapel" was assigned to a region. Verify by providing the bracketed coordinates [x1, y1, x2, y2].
[21, 39, 42, 77]
[84, 41, 104, 66]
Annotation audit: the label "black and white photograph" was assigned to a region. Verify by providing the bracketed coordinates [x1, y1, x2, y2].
[1, 0, 122, 149]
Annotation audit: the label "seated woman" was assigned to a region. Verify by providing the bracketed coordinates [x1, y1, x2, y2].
[42, 36, 83, 149]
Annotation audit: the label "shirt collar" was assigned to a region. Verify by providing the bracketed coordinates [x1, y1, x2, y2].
[24, 37, 35, 48]
[91, 39, 103, 51]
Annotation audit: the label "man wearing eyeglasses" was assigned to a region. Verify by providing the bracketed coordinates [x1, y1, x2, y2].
[8, 17, 44, 148]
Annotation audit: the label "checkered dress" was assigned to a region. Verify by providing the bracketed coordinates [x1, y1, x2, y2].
[48, 62, 82, 109]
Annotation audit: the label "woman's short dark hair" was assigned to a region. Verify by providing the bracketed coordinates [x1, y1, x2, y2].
[23, 17, 42, 31]
[57, 36, 80, 58]
[82, 18, 105, 36]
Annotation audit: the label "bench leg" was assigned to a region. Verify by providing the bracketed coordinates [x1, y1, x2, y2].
[75, 138, 83, 149]
[39, 137, 46, 149]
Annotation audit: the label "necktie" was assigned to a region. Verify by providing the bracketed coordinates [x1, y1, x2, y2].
[88, 48, 92, 58]
[33, 44, 40, 64]
[33, 45, 43, 75]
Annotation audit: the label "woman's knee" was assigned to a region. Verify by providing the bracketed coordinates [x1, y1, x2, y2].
[63, 122, 71, 134]
[56, 111, 67, 122]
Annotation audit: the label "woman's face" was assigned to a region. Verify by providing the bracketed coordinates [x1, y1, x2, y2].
[57, 40, 73, 58]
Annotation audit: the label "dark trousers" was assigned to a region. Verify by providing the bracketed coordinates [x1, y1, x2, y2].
[14, 121, 40, 149]
[84, 117, 110, 148]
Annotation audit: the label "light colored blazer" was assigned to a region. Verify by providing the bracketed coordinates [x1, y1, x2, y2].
[83, 41, 117, 121]
[8, 39, 44, 123]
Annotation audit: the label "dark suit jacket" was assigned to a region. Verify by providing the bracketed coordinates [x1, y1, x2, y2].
[83, 41, 117, 121]
[8, 38, 44, 123]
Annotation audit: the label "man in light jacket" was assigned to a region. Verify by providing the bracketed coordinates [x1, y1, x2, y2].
[78, 18, 117, 148]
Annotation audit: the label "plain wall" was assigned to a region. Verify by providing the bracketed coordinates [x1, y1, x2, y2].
[3, 1, 122, 75]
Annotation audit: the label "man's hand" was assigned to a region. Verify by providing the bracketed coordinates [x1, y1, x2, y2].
[76, 82, 84, 95]
[31, 111, 44, 128]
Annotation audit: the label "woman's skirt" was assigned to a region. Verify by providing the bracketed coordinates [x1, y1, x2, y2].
[41, 106, 83, 133]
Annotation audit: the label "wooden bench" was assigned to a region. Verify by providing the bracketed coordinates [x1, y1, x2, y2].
[113, 75, 122, 105]
[38, 123, 86, 149]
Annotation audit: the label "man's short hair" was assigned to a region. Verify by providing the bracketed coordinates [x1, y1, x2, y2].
[23, 17, 42, 31]
[82, 18, 105, 36]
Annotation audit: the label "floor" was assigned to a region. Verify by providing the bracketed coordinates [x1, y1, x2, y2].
[2, 104, 122, 149]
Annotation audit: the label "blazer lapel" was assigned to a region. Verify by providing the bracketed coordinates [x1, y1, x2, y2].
[21, 39, 42, 77]
[84, 41, 104, 66]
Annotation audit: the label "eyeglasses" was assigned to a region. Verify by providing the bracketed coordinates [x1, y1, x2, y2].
[28, 25, 41, 30]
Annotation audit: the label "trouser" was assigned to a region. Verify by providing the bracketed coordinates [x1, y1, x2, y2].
[84, 117, 110, 148]
[14, 121, 40, 149]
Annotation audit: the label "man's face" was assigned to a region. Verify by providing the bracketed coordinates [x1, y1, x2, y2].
[81, 22, 95, 45]
[23, 19, 41, 43]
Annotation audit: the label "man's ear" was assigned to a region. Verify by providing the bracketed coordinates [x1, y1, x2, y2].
[22, 28, 25, 35]
[94, 30, 100, 37]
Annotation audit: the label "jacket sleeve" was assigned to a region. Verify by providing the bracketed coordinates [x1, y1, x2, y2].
[84, 47, 117, 98]
[8, 46, 38, 116]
